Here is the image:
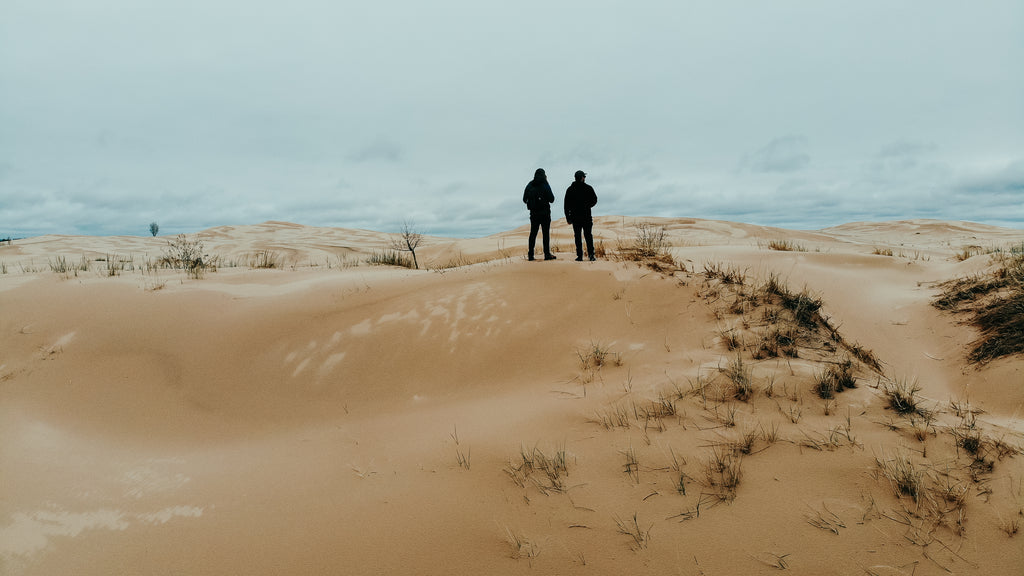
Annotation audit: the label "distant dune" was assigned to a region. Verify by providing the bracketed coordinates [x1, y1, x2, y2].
[2, 217, 1022, 575]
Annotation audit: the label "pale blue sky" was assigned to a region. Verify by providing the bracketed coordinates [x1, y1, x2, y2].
[2, 0, 1022, 237]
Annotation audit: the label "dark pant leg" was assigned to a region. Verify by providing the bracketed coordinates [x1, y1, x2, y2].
[583, 221, 595, 258]
[528, 218, 540, 256]
[572, 223, 584, 258]
[541, 219, 551, 256]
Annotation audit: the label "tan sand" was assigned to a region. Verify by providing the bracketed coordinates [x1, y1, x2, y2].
[1, 218, 1022, 575]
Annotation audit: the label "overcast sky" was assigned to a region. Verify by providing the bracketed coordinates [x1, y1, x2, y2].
[2, 1, 1022, 238]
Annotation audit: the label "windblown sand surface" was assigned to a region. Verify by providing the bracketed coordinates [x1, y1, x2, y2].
[2, 217, 1023, 575]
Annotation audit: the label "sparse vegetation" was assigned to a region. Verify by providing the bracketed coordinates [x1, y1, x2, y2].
[103, 254, 131, 276]
[366, 249, 415, 268]
[630, 223, 671, 259]
[430, 252, 476, 270]
[813, 358, 856, 399]
[577, 341, 621, 371]
[613, 223, 677, 272]
[703, 261, 747, 285]
[721, 355, 754, 401]
[504, 528, 540, 559]
[764, 239, 807, 252]
[451, 426, 471, 470]
[391, 221, 424, 270]
[934, 247, 1024, 363]
[1001, 516, 1021, 537]
[614, 513, 651, 550]
[730, 426, 760, 455]
[880, 376, 923, 415]
[954, 245, 986, 261]
[592, 403, 632, 430]
[160, 234, 214, 279]
[704, 448, 742, 500]
[249, 250, 281, 269]
[875, 449, 924, 503]
[505, 443, 571, 495]
[622, 446, 640, 484]
[848, 341, 882, 371]
[48, 255, 90, 278]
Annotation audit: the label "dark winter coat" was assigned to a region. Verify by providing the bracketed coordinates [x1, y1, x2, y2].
[523, 178, 555, 218]
[564, 181, 597, 224]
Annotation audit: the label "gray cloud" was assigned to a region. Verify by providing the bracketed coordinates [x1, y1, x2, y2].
[740, 136, 811, 174]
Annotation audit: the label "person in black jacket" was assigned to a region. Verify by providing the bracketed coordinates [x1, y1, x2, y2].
[564, 170, 598, 261]
[523, 168, 556, 261]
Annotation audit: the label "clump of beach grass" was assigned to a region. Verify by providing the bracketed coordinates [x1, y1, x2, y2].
[875, 449, 925, 504]
[249, 250, 281, 269]
[703, 261, 747, 285]
[763, 239, 807, 252]
[880, 376, 923, 415]
[933, 248, 1024, 363]
[577, 341, 620, 370]
[505, 443, 571, 495]
[704, 447, 743, 501]
[366, 249, 415, 269]
[720, 355, 754, 402]
[813, 358, 857, 399]
[614, 223, 677, 272]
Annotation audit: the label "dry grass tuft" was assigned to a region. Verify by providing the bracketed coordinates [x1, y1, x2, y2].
[505, 444, 571, 494]
[614, 513, 651, 550]
[721, 355, 754, 402]
[592, 403, 632, 430]
[875, 449, 925, 503]
[622, 446, 640, 484]
[704, 448, 743, 500]
[703, 262, 747, 285]
[248, 250, 281, 269]
[366, 249, 415, 268]
[848, 341, 883, 372]
[1001, 516, 1021, 537]
[880, 377, 923, 415]
[813, 358, 857, 399]
[613, 223, 678, 272]
[577, 341, 621, 371]
[764, 239, 807, 252]
[504, 528, 540, 559]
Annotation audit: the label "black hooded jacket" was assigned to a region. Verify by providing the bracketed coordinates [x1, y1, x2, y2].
[564, 181, 597, 223]
[523, 170, 555, 217]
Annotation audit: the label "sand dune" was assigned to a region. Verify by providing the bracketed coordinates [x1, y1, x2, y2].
[2, 218, 1023, 575]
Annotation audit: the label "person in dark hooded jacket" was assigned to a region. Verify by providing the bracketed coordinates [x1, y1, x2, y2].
[563, 170, 598, 261]
[523, 168, 556, 261]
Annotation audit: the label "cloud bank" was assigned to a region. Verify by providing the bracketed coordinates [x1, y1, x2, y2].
[1, 1, 1021, 238]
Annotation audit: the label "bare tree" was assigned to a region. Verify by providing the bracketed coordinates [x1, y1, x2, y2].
[391, 221, 423, 269]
